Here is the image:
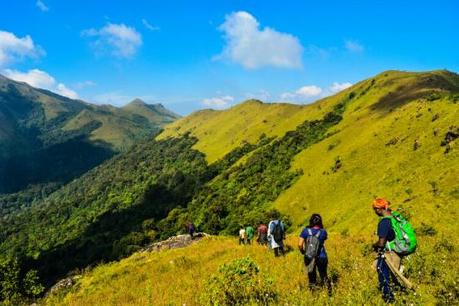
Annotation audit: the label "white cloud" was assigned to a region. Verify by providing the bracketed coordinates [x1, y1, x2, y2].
[280, 85, 322, 102]
[202, 95, 234, 109]
[3, 68, 55, 88]
[3, 68, 79, 99]
[55, 83, 78, 99]
[216, 11, 303, 69]
[142, 19, 160, 31]
[36, 0, 49, 12]
[281, 81, 354, 103]
[0, 30, 44, 66]
[329, 82, 352, 93]
[345, 40, 364, 53]
[82, 23, 142, 58]
[74, 80, 96, 89]
[245, 90, 271, 101]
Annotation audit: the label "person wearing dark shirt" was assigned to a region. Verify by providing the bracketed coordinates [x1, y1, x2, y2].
[187, 222, 195, 239]
[372, 198, 399, 303]
[298, 214, 331, 292]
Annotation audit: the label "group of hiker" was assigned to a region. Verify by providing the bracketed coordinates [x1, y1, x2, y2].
[238, 219, 286, 256]
[235, 198, 417, 303]
[186, 197, 416, 303]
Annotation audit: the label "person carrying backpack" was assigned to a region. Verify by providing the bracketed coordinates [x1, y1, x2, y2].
[268, 219, 285, 256]
[298, 214, 330, 291]
[372, 198, 417, 303]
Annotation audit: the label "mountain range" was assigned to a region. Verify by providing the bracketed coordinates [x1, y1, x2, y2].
[0, 74, 179, 200]
[0, 69, 458, 305]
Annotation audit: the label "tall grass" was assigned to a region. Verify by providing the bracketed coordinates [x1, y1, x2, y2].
[45, 231, 457, 305]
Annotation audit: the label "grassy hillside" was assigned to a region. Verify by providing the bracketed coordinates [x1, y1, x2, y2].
[46, 71, 459, 305]
[158, 99, 334, 163]
[45, 234, 457, 305]
[1, 70, 458, 305]
[0, 75, 179, 196]
[274, 70, 459, 235]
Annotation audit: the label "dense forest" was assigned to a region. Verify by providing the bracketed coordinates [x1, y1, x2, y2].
[0, 89, 350, 303]
[0, 75, 178, 200]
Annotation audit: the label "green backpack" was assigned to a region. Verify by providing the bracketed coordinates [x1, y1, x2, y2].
[383, 211, 417, 255]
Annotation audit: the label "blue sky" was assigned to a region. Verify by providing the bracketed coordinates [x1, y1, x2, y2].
[1, 0, 458, 114]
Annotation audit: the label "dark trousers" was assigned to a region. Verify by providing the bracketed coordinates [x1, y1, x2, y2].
[376, 256, 395, 303]
[273, 246, 284, 257]
[258, 233, 267, 245]
[306, 257, 330, 290]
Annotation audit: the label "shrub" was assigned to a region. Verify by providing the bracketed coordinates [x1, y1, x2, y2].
[200, 257, 278, 306]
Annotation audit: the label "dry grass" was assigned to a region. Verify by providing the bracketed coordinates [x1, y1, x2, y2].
[46, 232, 456, 305]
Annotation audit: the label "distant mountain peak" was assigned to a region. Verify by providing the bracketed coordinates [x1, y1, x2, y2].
[127, 98, 147, 106]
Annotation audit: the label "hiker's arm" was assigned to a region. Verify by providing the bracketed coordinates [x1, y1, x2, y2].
[373, 237, 386, 252]
[298, 237, 305, 254]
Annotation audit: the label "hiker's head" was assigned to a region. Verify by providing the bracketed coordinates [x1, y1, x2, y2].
[267, 209, 281, 220]
[308, 214, 323, 228]
[372, 198, 391, 216]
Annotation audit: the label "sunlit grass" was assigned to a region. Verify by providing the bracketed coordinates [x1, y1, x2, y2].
[45, 232, 457, 305]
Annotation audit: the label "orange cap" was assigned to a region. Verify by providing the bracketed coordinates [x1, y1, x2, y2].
[373, 198, 390, 210]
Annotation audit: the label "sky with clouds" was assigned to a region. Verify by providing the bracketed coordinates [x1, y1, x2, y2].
[0, 0, 458, 114]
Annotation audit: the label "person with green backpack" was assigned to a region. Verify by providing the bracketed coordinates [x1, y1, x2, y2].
[372, 198, 417, 303]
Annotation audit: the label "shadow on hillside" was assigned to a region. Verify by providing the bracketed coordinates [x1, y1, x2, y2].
[27, 182, 191, 287]
[371, 73, 457, 111]
[0, 136, 115, 194]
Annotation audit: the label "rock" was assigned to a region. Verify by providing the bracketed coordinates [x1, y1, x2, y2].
[385, 137, 399, 146]
[140, 232, 209, 253]
[46, 276, 79, 296]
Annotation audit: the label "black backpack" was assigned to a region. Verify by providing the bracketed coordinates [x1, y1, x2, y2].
[272, 220, 284, 243]
[304, 228, 322, 264]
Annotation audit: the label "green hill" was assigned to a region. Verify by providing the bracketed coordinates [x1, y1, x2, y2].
[0, 75, 179, 200]
[1, 70, 458, 305]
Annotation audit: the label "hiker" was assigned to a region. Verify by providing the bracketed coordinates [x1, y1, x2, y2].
[239, 225, 247, 245]
[246, 225, 255, 245]
[268, 218, 285, 256]
[257, 222, 268, 245]
[372, 198, 417, 303]
[187, 222, 195, 239]
[298, 214, 330, 291]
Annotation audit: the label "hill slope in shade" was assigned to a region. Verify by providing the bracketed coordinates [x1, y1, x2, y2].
[0, 75, 179, 195]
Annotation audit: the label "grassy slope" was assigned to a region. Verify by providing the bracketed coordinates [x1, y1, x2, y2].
[46, 234, 454, 306]
[275, 71, 459, 237]
[0, 75, 179, 151]
[45, 70, 459, 305]
[158, 99, 337, 163]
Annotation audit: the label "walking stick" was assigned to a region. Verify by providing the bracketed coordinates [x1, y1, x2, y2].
[384, 255, 414, 289]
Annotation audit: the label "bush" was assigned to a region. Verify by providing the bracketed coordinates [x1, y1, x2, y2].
[200, 257, 278, 306]
[0, 257, 44, 305]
